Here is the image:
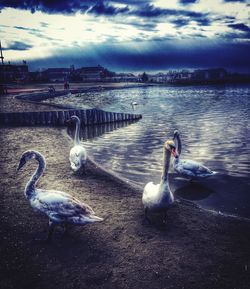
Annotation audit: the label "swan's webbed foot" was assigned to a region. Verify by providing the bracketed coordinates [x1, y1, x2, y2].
[37, 221, 56, 243]
[31, 222, 55, 244]
[62, 224, 70, 237]
[143, 208, 151, 225]
[163, 210, 168, 225]
[81, 164, 86, 175]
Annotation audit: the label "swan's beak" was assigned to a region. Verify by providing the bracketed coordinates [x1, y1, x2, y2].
[171, 148, 177, 157]
[17, 158, 26, 171]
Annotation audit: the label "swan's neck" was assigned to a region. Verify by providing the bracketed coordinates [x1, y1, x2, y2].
[175, 134, 182, 156]
[161, 147, 171, 183]
[174, 156, 180, 164]
[160, 148, 174, 202]
[25, 154, 45, 199]
[74, 118, 80, 145]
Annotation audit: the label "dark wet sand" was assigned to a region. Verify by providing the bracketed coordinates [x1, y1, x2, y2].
[0, 89, 250, 289]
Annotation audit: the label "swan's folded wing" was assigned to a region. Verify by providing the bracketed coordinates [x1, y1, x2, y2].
[33, 190, 94, 218]
[70, 146, 87, 171]
[180, 159, 212, 174]
[70, 146, 87, 161]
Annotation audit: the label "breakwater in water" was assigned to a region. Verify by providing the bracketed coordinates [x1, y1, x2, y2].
[0, 108, 142, 126]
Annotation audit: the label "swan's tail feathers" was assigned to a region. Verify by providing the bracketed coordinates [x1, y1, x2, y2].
[86, 214, 104, 223]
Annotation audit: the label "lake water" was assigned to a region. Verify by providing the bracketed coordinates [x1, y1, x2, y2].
[64, 84, 250, 219]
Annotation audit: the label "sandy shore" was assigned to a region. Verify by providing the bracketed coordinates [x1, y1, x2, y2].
[0, 91, 250, 289]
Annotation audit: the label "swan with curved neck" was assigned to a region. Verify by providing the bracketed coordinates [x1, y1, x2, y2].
[142, 140, 177, 223]
[69, 115, 87, 173]
[17, 150, 103, 241]
[173, 130, 217, 180]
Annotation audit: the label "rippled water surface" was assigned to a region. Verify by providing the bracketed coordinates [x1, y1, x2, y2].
[66, 84, 250, 218]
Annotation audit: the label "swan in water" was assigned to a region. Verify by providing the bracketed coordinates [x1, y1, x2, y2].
[131, 101, 138, 109]
[17, 150, 103, 241]
[173, 130, 217, 180]
[69, 115, 87, 173]
[142, 140, 177, 223]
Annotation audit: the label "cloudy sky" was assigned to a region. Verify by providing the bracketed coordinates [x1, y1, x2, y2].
[0, 0, 249, 72]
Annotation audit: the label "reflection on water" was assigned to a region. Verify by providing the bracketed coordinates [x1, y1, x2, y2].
[67, 120, 139, 140]
[173, 181, 215, 201]
[66, 84, 250, 218]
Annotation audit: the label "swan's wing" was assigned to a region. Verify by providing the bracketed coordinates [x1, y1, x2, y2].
[33, 190, 95, 218]
[70, 145, 87, 159]
[69, 146, 87, 170]
[178, 159, 212, 175]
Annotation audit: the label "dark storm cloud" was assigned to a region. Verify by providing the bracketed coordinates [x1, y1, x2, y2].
[214, 15, 236, 24]
[0, 0, 210, 24]
[27, 40, 250, 73]
[0, 0, 90, 14]
[133, 4, 209, 23]
[88, 2, 129, 16]
[0, 0, 133, 15]
[171, 18, 190, 27]
[223, 0, 246, 2]
[100, 42, 250, 72]
[195, 17, 211, 26]
[179, 0, 199, 5]
[220, 31, 250, 41]
[3, 41, 33, 51]
[111, 0, 150, 4]
[228, 23, 250, 32]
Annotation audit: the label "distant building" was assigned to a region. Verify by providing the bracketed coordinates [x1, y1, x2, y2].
[76, 65, 105, 82]
[192, 68, 227, 82]
[148, 73, 165, 83]
[73, 65, 115, 82]
[0, 62, 29, 83]
[41, 67, 72, 82]
[112, 72, 139, 82]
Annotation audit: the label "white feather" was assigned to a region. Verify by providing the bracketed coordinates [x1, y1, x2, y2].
[69, 145, 87, 172]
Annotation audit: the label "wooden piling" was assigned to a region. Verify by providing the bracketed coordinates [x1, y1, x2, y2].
[0, 108, 142, 127]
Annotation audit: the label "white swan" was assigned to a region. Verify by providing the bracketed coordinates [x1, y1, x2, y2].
[142, 140, 177, 223]
[173, 130, 217, 180]
[17, 150, 103, 241]
[69, 115, 87, 173]
[131, 101, 138, 106]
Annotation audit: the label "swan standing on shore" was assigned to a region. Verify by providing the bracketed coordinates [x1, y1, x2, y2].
[142, 140, 177, 223]
[69, 115, 87, 173]
[17, 150, 103, 241]
[173, 130, 217, 180]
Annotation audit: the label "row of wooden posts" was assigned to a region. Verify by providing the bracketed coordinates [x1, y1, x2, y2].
[0, 109, 142, 126]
